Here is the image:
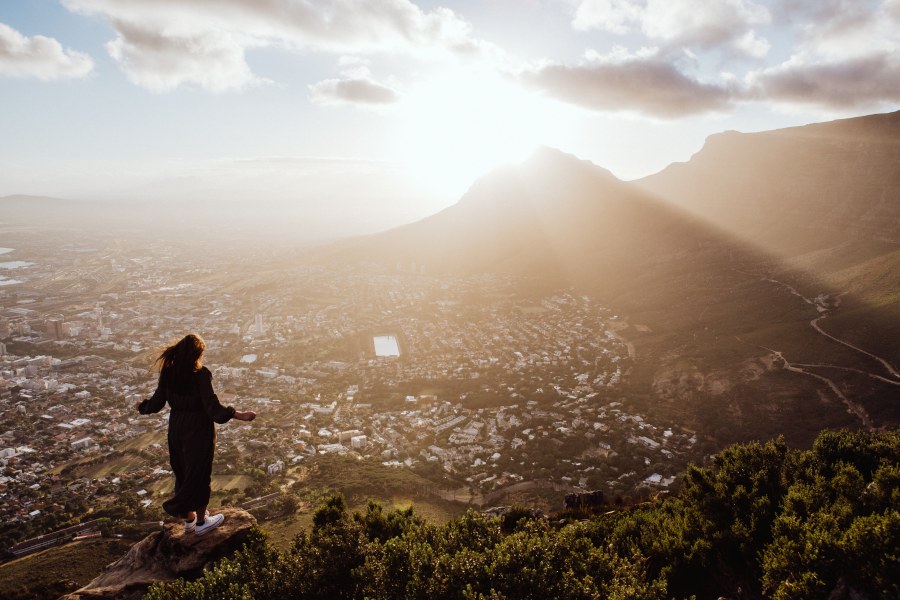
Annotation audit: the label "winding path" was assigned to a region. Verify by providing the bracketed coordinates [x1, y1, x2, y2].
[762, 277, 900, 382]
[731, 275, 900, 431]
[761, 346, 875, 431]
[790, 362, 900, 387]
[811, 316, 900, 379]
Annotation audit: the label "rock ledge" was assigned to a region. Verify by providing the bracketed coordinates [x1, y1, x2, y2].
[60, 507, 256, 600]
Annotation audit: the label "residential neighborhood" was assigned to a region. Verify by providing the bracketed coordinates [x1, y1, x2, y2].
[0, 235, 699, 549]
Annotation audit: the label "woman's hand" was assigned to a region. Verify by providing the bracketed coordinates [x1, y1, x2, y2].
[234, 410, 257, 422]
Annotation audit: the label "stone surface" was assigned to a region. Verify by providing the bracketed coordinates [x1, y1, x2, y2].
[60, 508, 256, 600]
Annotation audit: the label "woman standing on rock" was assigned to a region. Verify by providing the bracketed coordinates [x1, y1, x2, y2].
[135, 334, 256, 535]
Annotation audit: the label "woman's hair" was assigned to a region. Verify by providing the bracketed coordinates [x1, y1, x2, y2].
[151, 334, 206, 391]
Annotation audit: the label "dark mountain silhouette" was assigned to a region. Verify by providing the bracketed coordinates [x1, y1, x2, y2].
[327, 116, 900, 444]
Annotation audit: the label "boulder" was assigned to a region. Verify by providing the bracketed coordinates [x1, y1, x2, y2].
[60, 508, 256, 600]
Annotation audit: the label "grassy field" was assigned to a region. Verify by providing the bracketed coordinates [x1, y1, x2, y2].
[0, 538, 132, 600]
[260, 455, 471, 549]
[262, 494, 468, 550]
[75, 454, 149, 480]
[118, 430, 166, 452]
[147, 474, 255, 498]
[48, 431, 166, 477]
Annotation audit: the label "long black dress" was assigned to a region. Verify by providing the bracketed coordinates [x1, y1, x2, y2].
[138, 366, 235, 518]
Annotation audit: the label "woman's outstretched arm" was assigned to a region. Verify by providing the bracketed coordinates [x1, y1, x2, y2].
[198, 368, 237, 424]
[135, 386, 166, 414]
[233, 410, 257, 422]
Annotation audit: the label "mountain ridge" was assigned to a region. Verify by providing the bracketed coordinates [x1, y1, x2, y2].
[323, 110, 900, 444]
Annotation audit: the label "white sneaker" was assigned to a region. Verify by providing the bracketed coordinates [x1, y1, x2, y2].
[183, 510, 208, 533]
[195, 512, 224, 536]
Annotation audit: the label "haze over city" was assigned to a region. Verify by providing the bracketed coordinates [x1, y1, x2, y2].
[2, 0, 899, 234]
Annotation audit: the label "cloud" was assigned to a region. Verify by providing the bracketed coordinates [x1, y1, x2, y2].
[519, 48, 734, 118]
[62, 0, 488, 92]
[572, 0, 641, 34]
[745, 0, 900, 109]
[889, 0, 900, 21]
[310, 76, 400, 106]
[748, 51, 900, 109]
[779, 0, 877, 39]
[570, 0, 770, 56]
[0, 22, 93, 80]
[105, 20, 261, 93]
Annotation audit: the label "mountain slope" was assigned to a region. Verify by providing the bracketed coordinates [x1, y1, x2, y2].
[638, 110, 900, 254]
[334, 147, 766, 308]
[327, 125, 900, 443]
[638, 111, 900, 365]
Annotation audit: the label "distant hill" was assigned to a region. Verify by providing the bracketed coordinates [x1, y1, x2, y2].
[327, 116, 900, 444]
[0, 194, 79, 224]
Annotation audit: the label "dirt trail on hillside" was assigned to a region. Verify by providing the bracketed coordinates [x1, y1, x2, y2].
[763, 347, 874, 430]
[736, 275, 900, 431]
[811, 316, 900, 379]
[763, 277, 900, 382]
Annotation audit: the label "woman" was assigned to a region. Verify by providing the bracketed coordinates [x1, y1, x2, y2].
[135, 334, 256, 536]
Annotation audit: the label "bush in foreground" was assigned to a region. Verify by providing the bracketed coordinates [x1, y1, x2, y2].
[146, 429, 899, 599]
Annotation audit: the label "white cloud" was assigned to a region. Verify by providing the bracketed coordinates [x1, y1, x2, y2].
[310, 76, 400, 107]
[0, 22, 93, 80]
[520, 48, 733, 118]
[562, 0, 900, 112]
[780, 0, 877, 39]
[748, 51, 900, 109]
[569, 0, 770, 55]
[641, 0, 769, 49]
[105, 20, 261, 93]
[572, 0, 641, 34]
[63, 0, 488, 92]
[732, 30, 770, 59]
[889, 0, 900, 21]
[747, 0, 900, 109]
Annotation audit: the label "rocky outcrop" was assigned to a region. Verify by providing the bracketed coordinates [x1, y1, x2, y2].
[60, 508, 256, 600]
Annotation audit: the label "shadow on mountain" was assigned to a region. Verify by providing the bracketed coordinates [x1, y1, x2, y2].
[324, 115, 900, 448]
[639, 110, 900, 365]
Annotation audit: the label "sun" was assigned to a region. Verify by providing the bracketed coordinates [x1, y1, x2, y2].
[395, 67, 562, 199]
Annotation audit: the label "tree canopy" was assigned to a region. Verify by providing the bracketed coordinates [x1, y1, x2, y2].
[146, 429, 899, 600]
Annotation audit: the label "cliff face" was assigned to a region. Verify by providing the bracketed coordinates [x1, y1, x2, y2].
[60, 508, 256, 600]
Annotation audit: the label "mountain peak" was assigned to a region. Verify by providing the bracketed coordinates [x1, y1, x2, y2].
[455, 145, 619, 213]
[521, 145, 616, 179]
[526, 145, 575, 163]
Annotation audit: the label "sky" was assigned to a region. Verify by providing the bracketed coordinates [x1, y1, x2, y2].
[1, 0, 899, 224]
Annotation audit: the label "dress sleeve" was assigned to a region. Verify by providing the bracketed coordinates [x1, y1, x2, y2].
[138, 385, 167, 414]
[198, 368, 235, 424]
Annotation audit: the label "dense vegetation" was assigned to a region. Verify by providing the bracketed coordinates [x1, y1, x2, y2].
[146, 429, 898, 599]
